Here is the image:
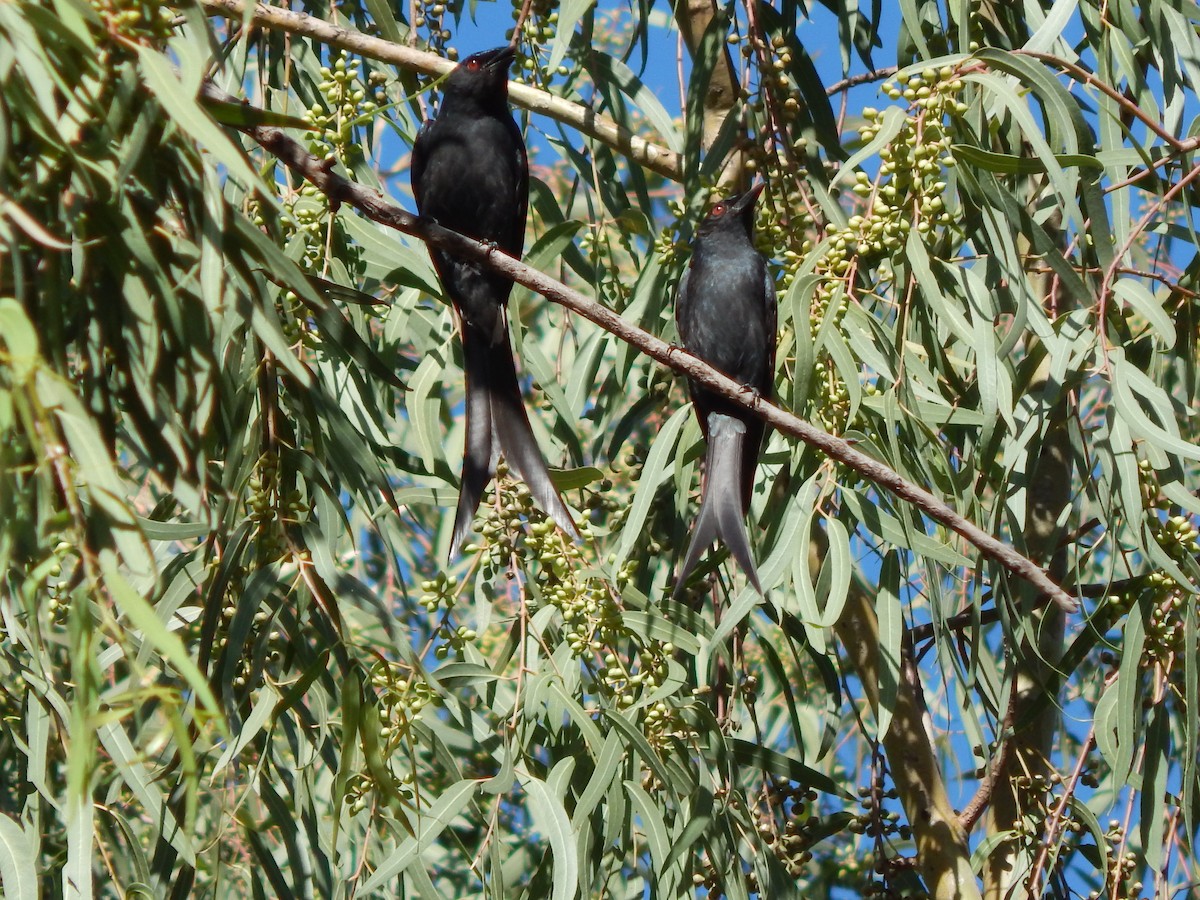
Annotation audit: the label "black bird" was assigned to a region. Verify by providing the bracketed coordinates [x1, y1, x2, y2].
[672, 183, 776, 600]
[411, 46, 579, 559]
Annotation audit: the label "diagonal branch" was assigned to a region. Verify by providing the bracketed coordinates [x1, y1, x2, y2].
[207, 83, 1079, 614]
[1015, 49, 1185, 152]
[831, 571, 980, 899]
[200, 0, 682, 180]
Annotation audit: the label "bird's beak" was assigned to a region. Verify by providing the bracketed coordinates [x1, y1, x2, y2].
[729, 182, 765, 220]
[484, 45, 517, 72]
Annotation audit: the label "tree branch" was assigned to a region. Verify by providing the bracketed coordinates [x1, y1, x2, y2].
[958, 682, 1016, 833]
[831, 575, 982, 900]
[199, 0, 682, 180]
[903, 570, 1158, 650]
[672, 0, 744, 184]
[1015, 49, 1185, 152]
[825, 67, 898, 96]
[208, 83, 1078, 614]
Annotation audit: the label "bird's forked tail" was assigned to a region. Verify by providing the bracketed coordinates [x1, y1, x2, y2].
[672, 413, 763, 601]
[450, 321, 579, 560]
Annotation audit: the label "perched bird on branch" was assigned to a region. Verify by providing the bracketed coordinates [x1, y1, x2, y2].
[411, 45, 578, 558]
[672, 183, 776, 600]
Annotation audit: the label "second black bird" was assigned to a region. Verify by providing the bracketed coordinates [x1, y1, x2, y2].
[411, 46, 578, 558]
[673, 183, 776, 600]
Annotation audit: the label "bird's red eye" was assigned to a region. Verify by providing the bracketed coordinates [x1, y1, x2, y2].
[710, 203, 727, 217]
[466, 59, 481, 71]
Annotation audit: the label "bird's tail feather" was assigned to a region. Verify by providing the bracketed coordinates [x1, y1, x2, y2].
[450, 325, 499, 559]
[672, 413, 763, 601]
[449, 320, 579, 559]
[486, 332, 579, 543]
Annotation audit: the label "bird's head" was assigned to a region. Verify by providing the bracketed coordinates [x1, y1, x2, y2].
[443, 45, 516, 108]
[698, 182, 765, 238]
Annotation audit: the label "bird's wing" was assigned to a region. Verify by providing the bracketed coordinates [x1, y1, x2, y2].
[673, 263, 691, 338]
[508, 116, 529, 257]
[673, 262, 704, 421]
[763, 263, 778, 396]
[410, 118, 436, 208]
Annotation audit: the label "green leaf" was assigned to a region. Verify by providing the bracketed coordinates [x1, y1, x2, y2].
[1113, 278, 1176, 347]
[362, 0, 405, 44]
[97, 721, 196, 863]
[573, 732, 623, 823]
[839, 488, 972, 568]
[136, 48, 262, 190]
[619, 610, 701, 655]
[547, 0, 594, 72]
[99, 556, 224, 726]
[950, 143, 1104, 175]
[1106, 606, 1145, 783]
[1140, 706, 1168, 871]
[340, 211, 440, 292]
[137, 518, 212, 542]
[624, 780, 671, 894]
[836, 106, 908, 184]
[63, 792, 92, 900]
[601, 710, 675, 791]
[408, 349, 449, 473]
[815, 516, 852, 627]
[357, 780, 479, 891]
[0, 815, 36, 900]
[586, 51, 682, 155]
[1069, 795, 1109, 878]
[0, 297, 40, 382]
[682, 10, 728, 190]
[548, 465, 604, 492]
[613, 404, 691, 570]
[201, 95, 316, 131]
[875, 551, 902, 740]
[521, 767, 579, 900]
[1, 194, 72, 248]
[728, 741, 849, 799]
[1111, 350, 1200, 461]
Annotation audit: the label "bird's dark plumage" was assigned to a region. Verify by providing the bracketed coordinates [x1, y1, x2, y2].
[672, 183, 776, 600]
[411, 46, 578, 558]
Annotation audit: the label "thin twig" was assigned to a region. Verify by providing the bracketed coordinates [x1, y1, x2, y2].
[209, 82, 1079, 614]
[1016, 50, 1185, 152]
[957, 678, 1017, 832]
[1026, 721, 1100, 895]
[1093, 158, 1200, 362]
[903, 569, 1156, 647]
[825, 67, 899, 96]
[741, 1, 820, 225]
